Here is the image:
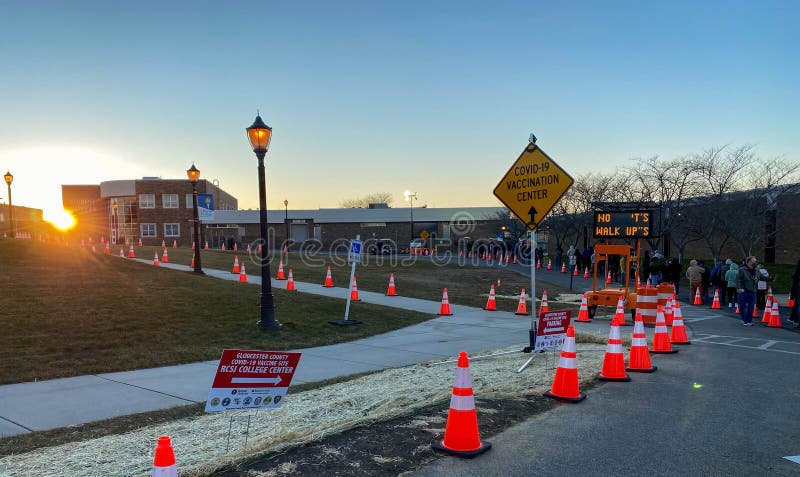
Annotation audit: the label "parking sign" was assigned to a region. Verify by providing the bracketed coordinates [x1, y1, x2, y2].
[348, 239, 362, 263]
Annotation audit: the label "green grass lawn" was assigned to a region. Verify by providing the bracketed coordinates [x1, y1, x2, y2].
[150, 246, 576, 311]
[0, 240, 434, 385]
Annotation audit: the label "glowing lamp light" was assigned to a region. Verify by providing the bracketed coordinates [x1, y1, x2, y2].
[246, 115, 272, 153]
[3, 171, 12, 185]
[186, 164, 200, 183]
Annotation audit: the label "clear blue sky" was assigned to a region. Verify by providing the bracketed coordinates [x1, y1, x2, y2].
[0, 0, 797, 222]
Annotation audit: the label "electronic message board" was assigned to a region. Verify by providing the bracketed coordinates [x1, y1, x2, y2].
[592, 210, 654, 238]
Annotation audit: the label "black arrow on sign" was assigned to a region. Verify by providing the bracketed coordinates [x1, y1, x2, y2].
[528, 206, 537, 226]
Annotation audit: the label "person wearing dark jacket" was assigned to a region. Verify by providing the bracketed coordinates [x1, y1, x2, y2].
[736, 256, 759, 326]
[668, 258, 683, 294]
[789, 259, 800, 327]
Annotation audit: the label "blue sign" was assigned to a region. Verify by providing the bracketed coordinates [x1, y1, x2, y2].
[198, 194, 214, 221]
[348, 240, 362, 263]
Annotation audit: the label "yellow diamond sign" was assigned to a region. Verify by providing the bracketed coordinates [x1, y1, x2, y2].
[493, 142, 574, 230]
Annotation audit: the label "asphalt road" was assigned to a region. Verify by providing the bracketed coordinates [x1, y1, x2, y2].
[411, 304, 800, 476]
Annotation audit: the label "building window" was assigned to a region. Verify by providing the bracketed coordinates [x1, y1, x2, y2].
[164, 223, 180, 237]
[140, 223, 157, 237]
[139, 194, 155, 209]
[186, 194, 194, 209]
[162, 194, 179, 209]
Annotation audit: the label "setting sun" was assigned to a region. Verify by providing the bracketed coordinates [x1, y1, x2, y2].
[45, 209, 76, 231]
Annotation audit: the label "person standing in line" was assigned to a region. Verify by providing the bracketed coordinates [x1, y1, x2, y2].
[640, 250, 651, 285]
[789, 259, 800, 327]
[699, 260, 710, 298]
[686, 259, 704, 304]
[755, 264, 775, 309]
[668, 257, 683, 295]
[736, 256, 759, 326]
[724, 260, 739, 308]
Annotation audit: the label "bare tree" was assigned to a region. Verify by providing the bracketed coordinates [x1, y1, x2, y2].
[339, 192, 394, 208]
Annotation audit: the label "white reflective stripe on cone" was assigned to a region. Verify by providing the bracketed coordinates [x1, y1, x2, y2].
[673, 319, 684, 325]
[153, 465, 178, 477]
[558, 356, 577, 369]
[610, 327, 621, 339]
[633, 321, 645, 333]
[632, 337, 648, 346]
[454, 368, 472, 388]
[655, 325, 668, 333]
[562, 338, 576, 353]
[606, 343, 623, 354]
[450, 394, 476, 411]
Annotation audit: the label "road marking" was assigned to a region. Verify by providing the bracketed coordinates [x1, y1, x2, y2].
[692, 339, 800, 356]
[684, 315, 723, 323]
[784, 455, 800, 465]
[721, 337, 750, 344]
[756, 340, 778, 350]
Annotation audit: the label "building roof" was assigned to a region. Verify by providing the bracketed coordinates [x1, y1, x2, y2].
[204, 207, 506, 225]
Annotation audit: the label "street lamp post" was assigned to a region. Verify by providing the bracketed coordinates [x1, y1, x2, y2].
[283, 199, 289, 249]
[187, 164, 204, 274]
[112, 200, 118, 244]
[4, 171, 14, 238]
[247, 114, 281, 330]
[404, 190, 417, 244]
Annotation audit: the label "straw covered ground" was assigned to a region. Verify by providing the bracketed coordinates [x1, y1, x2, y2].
[0, 337, 608, 477]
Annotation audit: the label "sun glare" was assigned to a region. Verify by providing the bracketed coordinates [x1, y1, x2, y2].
[45, 209, 76, 231]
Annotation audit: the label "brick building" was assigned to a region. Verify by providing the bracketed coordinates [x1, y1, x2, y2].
[62, 178, 237, 246]
[0, 204, 45, 238]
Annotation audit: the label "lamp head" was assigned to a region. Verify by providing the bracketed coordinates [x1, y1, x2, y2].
[283, 199, 288, 207]
[3, 171, 12, 185]
[186, 164, 200, 183]
[246, 115, 272, 153]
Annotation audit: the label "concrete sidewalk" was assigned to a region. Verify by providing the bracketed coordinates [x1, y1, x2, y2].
[0, 260, 684, 438]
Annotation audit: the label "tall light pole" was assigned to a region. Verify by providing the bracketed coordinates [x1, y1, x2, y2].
[187, 164, 204, 274]
[283, 199, 289, 248]
[112, 200, 118, 244]
[404, 190, 417, 244]
[4, 171, 14, 238]
[247, 114, 281, 330]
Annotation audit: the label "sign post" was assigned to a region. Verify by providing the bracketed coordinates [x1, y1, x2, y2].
[493, 134, 574, 362]
[330, 234, 362, 326]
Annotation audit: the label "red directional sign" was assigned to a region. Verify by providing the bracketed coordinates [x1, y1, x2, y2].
[534, 310, 572, 352]
[205, 349, 301, 412]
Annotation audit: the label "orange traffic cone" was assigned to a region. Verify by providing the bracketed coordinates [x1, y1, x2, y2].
[350, 276, 361, 301]
[540, 290, 549, 313]
[711, 288, 721, 309]
[246, 244, 251, 253]
[283, 245, 288, 254]
[735, 302, 740, 314]
[153, 251, 160, 266]
[162, 248, 169, 263]
[544, 326, 586, 403]
[613, 296, 628, 326]
[627, 312, 657, 372]
[432, 352, 491, 457]
[91, 245, 96, 253]
[221, 243, 226, 251]
[128, 245, 135, 258]
[670, 300, 690, 344]
[547, 260, 553, 271]
[323, 266, 333, 287]
[386, 273, 398, 296]
[104, 243, 110, 255]
[151, 435, 179, 477]
[276, 260, 286, 280]
[204, 241, 209, 250]
[172, 240, 177, 248]
[606, 270, 612, 284]
[119, 247, 124, 257]
[693, 288, 702, 305]
[664, 297, 674, 326]
[583, 267, 590, 279]
[573, 265, 579, 276]
[651, 305, 678, 354]
[438, 288, 453, 316]
[505, 255, 510, 264]
[788, 297, 795, 308]
[239, 263, 247, 283]
[192, 241, 195, 250]
[761, 295, 773, 324]
[233, 243, 238, 252]
[286, 269, 295, 291]
[576, 294, 591, 322]
[515, 289, 528, 315]
[232, 256, 240, 274]
[484, 285, 497, 311]
[138, 238, 142, 247]
[161, 240, 166, 248]
[768, 300, 782, 328]
[191, 256, 195, 268]
[598, 317, 631, 381]
[753, 303, 759, 318]
[536, 259, 542, 269]
[561, 263, 567, 273]
[513, 255, 518, 264]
